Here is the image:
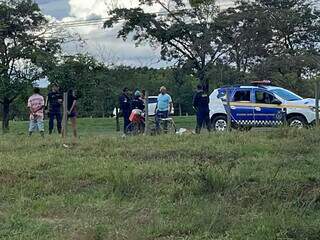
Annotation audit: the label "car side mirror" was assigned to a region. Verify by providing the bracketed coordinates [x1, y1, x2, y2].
[272, 99, 282, 105]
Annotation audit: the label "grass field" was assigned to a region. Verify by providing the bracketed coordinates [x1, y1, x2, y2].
[1, 117, 320, 239]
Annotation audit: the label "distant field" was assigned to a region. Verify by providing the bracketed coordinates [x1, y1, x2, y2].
[1, 119, 320, 239]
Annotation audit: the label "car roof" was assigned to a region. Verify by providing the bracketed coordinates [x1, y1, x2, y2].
[218, 85, 264, 90]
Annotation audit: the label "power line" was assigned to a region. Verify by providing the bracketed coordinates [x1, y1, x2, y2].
[0, 3, 236, 32]
[47, 3, 236, 29]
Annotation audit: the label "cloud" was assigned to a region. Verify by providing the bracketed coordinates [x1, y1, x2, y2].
[38, 0, 235, 68]
[36, 0, 70, 20]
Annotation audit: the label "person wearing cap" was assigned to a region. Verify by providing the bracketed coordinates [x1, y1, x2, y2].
[119, 87, 132, 134]
[193, 84, 211, 134]
[131, 90, 145, 111]
[155, 86, 173, 130]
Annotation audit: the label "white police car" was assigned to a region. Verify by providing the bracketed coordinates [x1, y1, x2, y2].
[209, 82, 317, 131]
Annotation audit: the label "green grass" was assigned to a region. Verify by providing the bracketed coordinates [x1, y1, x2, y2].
[7, 116, 196, 136]
[1, 117, 320, 239]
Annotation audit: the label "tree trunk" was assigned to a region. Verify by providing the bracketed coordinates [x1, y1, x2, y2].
[178, 103, 182, 116]
[2, 97, 10, 133]
[116, 107, 120, 132]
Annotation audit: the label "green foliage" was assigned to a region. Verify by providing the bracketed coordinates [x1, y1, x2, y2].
[104, 0, 227, 90]
[0, 0, 61, 130]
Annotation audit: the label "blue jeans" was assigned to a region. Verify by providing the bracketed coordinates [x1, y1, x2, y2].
[156, 110, 169, 129]
[49, 110, 62, 134]
[196, 110, 211, 134]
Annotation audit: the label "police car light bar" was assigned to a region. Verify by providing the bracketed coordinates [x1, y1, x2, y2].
[251, 80, 272, 86]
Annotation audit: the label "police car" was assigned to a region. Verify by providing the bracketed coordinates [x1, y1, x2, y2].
[209, 81, 317, 131]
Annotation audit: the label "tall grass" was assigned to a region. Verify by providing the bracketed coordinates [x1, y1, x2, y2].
[1, 118, 320, 239]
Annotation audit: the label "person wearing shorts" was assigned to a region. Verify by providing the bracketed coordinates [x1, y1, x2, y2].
[28, 88, 45, 137]
[67, 89, 78, 143]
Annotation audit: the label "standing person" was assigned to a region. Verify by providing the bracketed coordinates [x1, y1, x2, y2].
[155, 86, 173, 130]
[46, 84, 63, 134]
[28, 87, 45, 137]
[119, 87, 132, 135]
[193, 84, 211, 134]
[67, 89, 78, 143]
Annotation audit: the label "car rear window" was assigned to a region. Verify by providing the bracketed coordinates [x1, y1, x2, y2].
[148, 98, 158, 104]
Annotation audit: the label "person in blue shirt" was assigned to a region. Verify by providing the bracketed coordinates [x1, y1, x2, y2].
[155, 86, 173, 130]
[193, 84, 211, 134]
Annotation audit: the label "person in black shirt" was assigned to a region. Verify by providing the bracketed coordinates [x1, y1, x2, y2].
[46, 84, 63, 134]
[67, 89, 78, 143]
[131, 90, 145, 111]
[119, 87, 132, 134]
[193, 84, 211, 134]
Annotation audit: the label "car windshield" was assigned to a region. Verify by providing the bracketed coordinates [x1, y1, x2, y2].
[270, 88, 303, 101]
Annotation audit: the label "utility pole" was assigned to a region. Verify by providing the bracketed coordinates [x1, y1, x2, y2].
[62, 92, 68, 143]
[144, 91, 149, 135]
[316, 80, 320, 127]
[226, 89, 232, 132]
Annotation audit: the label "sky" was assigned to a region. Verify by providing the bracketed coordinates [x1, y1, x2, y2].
[35, 0, 235, 68]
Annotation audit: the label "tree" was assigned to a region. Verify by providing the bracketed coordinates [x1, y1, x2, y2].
[104, 0, 228, 92]
[0, 0, 60, 131]
[234, 0, 320, 91]
[217, 1, 272, 76]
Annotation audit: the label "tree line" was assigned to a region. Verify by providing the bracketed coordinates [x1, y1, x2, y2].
[1, 0, 320, 132]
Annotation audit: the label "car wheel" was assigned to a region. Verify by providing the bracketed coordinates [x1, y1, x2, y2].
[212, 115, 228, 132]
[287, 116, 307, 129]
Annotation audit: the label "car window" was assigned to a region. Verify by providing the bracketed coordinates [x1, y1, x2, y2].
[255, 91, 275, 104]
[148, 98, 158, 104]
[270, 88, 303, 101]
[233, 90, 251, 102]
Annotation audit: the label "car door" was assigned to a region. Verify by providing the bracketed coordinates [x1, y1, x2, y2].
[230, 88, 255, 126]
[253, 90, 284, 126]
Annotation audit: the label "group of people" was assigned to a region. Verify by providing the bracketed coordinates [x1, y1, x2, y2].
[27, 84, 78, 141]
[119, 86, 173, 134]
[119, 84, 211, 134]
[27, 83, 211, 138]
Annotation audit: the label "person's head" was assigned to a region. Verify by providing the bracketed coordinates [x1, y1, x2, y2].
[134, 90, 141, 98]
[33, 87, 40, 94]
[123, 87, 129, 95]
[160, 86, 167, 95]
[197, 84, 203, 91]
[68, 89, 76, 97]
[52, 83, 59, 92]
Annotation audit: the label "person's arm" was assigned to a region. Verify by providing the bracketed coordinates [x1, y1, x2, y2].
[169, 96, 173, 114]
[193, 93, 198, 111]
[45, 95, 49, 109]
[69, 99, 77, 113]
[33, 97, 45, 114]
[58, 93, 63, 104]
[33, 105, 44, 114]
[119, 96, 124, 110]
